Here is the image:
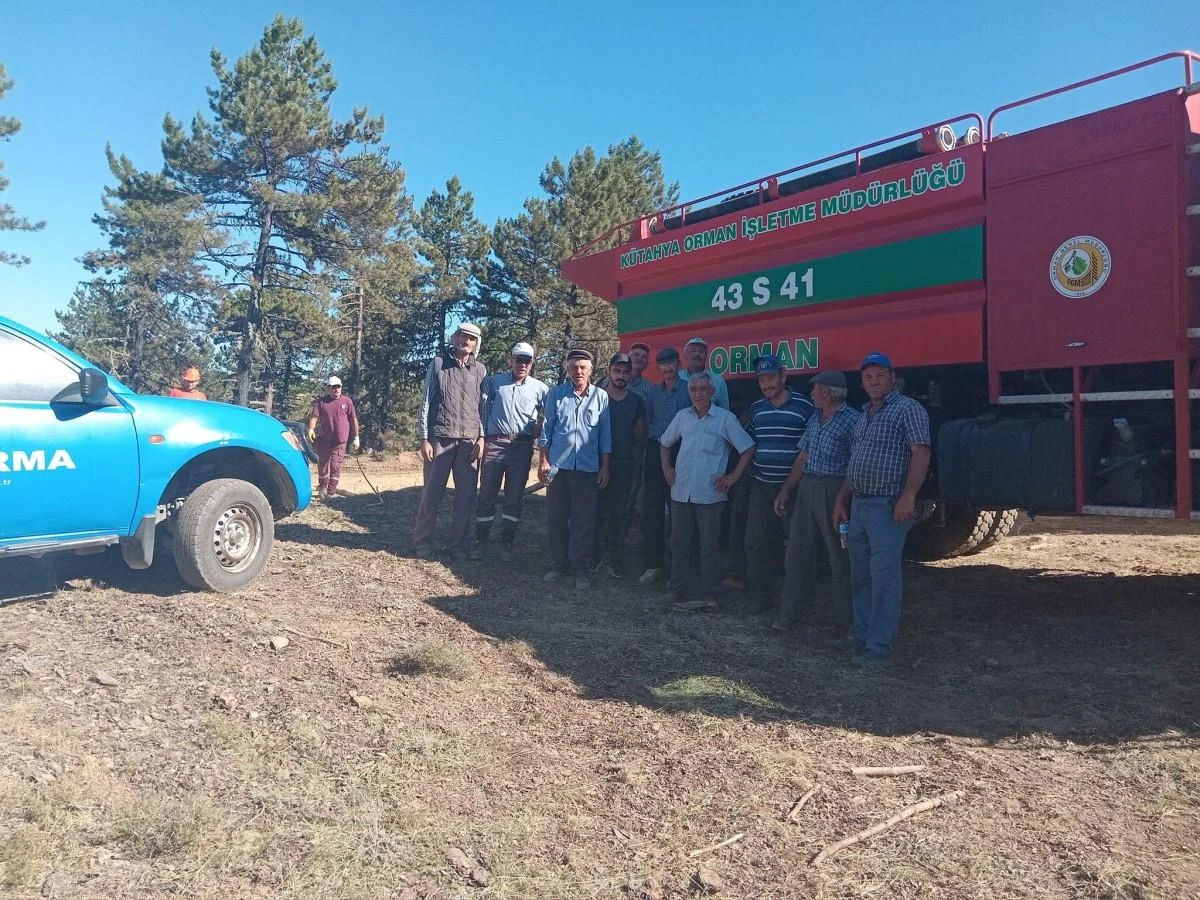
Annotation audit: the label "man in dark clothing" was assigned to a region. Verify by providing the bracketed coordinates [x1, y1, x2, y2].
[307, 375, 359, 500]
[638, 347, 691, 586]
[414, 322, 488, 559]
[593, 353, 646, 577]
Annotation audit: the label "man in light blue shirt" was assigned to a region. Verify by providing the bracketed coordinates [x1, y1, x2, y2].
[538, 348, 611, 590]
[678, 336, 730, 410]
[659, 372, 755, 607]
[472, 342, 550, 562]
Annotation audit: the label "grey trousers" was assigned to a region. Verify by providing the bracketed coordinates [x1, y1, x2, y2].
[780, 474, 851, 630]
[476, 436, 534, 543]
[547, 469, 599, 575]
[413, 438, 479, 552]
[744, 478, 791, 603]
[670, 500, 725, 594]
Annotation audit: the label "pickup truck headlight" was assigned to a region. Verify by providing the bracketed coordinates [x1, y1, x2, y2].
[281, 430, 303, 452]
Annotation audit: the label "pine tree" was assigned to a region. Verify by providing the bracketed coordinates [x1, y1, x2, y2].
[0, 64, 45, 267]
[160, 16, 409, 406]
[476, 136, 677, 375]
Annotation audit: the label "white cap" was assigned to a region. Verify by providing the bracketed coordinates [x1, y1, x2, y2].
[456, 322, 483, 340]
[511, 342, 535, 358]
[324, 375, 342, 387]
[685, 336, 709, 347]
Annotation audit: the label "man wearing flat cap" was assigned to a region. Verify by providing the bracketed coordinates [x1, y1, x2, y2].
[774, 369, 860, 635]
[832, 352, 931, 666]
[679, 336, 730, 410]
[539, 348, 611, 591]
[473, 342, 549, 562]
[414, 322, 488, 559]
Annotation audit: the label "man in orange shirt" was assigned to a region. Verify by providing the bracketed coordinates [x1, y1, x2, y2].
[168, 367, 207, 400]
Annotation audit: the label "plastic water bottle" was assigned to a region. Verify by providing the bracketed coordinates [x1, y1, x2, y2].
[547, 464, 559, 484]
[838, 522, 849, 550]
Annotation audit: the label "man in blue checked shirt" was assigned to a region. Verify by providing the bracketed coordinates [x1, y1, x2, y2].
[774, 369, 860, 635]
[538, 348, 611, 592]
[742, 354, 814, 613]
[832, 353, 932, 666]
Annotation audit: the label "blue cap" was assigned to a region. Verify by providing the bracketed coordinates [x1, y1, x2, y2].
[754, 353, 785, 374]
[860, 352, 892, 370]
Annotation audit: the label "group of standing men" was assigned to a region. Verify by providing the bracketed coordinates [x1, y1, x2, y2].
[410, 321, 931, 666]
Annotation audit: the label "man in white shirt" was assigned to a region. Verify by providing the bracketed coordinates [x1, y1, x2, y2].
[658, 372, 755, 608]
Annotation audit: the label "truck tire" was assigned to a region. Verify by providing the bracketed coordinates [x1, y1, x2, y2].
[172, 478, 274, 592]
[904, 505, 995, 561]
[968, 508, 1019, 554]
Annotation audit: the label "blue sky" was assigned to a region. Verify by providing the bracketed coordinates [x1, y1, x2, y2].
[0, 1, 1195, 332]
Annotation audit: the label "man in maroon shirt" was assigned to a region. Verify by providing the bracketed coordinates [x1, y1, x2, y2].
[307, 376, 360, 500]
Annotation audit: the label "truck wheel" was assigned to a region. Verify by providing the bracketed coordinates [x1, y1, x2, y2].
[172, 478, 274, 592]
[904, 505, 995, 561]
[968, 508, 1019, 554]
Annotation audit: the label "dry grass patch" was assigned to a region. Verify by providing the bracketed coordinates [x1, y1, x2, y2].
[650, 674, 792, 715]
[0, 825, 46, 889]
[389, 641, 478, 680]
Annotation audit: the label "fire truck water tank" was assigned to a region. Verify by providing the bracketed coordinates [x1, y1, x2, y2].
[937, 416, 1103, 514]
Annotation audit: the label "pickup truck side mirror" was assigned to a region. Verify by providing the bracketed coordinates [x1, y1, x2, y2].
[78, 367, 111, 405]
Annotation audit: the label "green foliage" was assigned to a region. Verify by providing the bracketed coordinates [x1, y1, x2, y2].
[160, 15, 409, 407]
[0, 63, 46, 267]
[475, 136, 677, 378]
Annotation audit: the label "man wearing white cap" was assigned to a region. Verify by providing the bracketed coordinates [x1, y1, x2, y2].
[307, 376, 359, 500]
[679, 336, 730, 410]
[472, 342, 549, 561]
[414, 322, 488, 559]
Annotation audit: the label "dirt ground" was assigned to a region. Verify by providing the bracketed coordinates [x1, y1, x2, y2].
[2, 454, 1198, 899]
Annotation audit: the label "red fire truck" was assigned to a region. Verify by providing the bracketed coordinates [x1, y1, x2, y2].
[561, 52, 1200, 559]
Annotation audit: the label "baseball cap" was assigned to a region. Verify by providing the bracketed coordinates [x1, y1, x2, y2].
[655, 347, 680, 363]
[810, 370, 847, 389]
[629, 341, 651, 354]
[860, 352, 893, 370]
[456, 322, 483, 340]
[609, 352, 632, 367]
[325, 375, 343, 387]
[684, 336, 709, 348]
[511, 342, 535, 358]
[183, 367, 201, 381]
[754, 354, 784, 374]
[565, 348, 594, 362]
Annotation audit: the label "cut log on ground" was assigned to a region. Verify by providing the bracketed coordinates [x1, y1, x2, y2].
[688, 832, 744, 858]
[786, 787, 819, 821]
[851, 765, 926, 777]
[810, 791, 963, 866]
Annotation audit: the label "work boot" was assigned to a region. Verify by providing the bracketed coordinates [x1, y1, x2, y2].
[499, 543, 515, 563]
[638, 568, 663, 586]
[543, 570, 565, 583]
[469, 544, 485, 561]
[575, 575, 592, 592]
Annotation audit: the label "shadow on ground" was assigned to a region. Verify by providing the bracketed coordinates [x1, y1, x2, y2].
[306, 486, 1200, 746]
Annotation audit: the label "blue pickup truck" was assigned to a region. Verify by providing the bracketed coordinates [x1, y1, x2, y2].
[0, 315, 312, 591]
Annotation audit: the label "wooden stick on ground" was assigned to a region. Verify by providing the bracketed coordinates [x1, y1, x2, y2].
[282, 626, 347, 649]
[786, 787, 819, 822]
[851, 765, 926, 777]
[810, 791, 963, 866]
[688, 832, 745, 858]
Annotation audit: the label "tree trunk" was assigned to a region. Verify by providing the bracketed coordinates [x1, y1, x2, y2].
[236, 201, 274, 406]
[351, 283, 364, 395]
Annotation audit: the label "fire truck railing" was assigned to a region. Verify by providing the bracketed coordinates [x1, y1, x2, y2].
[566, 114, 984, 261]
[986, 50, 1200, 139]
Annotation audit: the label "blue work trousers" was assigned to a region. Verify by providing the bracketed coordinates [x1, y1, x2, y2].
[846, 496, 914, 657]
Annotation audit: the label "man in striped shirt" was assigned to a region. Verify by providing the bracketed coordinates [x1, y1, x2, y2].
[743, 354, 815, 612]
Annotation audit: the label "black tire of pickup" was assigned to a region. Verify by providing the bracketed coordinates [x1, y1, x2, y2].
[903, 505, 996, 561]
[173, 478, 274, 592]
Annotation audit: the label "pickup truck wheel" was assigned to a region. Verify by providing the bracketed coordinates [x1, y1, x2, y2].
[173, 478, 274, 592]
